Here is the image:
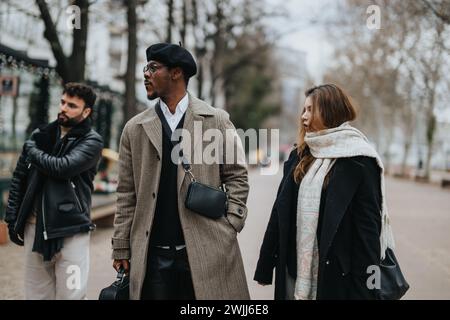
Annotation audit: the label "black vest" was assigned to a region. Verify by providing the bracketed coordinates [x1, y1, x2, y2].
[149, 114, 186, 246]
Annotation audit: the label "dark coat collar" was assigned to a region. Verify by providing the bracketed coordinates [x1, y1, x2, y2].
[38, 117, 92, 138]
[273, 149, 300, 234]
[34, 118, 93, 153]
[276, 149, 364, 262]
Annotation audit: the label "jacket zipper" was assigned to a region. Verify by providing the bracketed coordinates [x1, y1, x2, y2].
[42, 194, 48, 240]
[71, 181, 83, 212]
[42, 136, 67, 239]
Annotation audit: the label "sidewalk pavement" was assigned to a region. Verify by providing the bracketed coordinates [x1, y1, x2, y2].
[1, 167, 449, 299]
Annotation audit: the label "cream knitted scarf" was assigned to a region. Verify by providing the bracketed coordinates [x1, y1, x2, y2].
[294, 122, 395, 300]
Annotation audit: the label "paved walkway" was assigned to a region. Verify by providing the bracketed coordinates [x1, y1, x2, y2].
[240, 168, 450, 299]
[1, 168, 449, 299]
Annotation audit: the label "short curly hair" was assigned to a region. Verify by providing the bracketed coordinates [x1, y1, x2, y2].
[62, 82, 97, 108]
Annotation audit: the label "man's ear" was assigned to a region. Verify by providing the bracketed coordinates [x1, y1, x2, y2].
[82, 107, 92, 119]
[172, 67, 183, 80]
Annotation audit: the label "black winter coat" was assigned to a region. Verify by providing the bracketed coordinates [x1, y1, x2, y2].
[5, 119, 103, 240]
[254, 149, 382, 300]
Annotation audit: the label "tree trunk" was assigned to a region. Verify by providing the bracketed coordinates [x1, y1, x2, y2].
[94, 98, 113, 149]
[372, 97, 385, 161]
[191, 0, 205, 99]
[400, 141, 411, 177]
[400, 107, 415, 177]
[424, 112, 436, 180]
[12, 95, 18, 148]
[196, 60, 203, 99]
[209, 62, 216, 106]
[166, 0, 174, 43]
[210, 0, 226, 108]
[383, 125, 395, 175]
[123, 0, 137, 126]
[180, 0, 188, 45]
[36, 0, 90, 83]
[421, 22, 443, 180]
[69, 0, 90, 82]
[26, 75, 50, 136]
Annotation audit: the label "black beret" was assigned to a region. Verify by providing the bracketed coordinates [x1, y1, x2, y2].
[146, 43, 197, 79]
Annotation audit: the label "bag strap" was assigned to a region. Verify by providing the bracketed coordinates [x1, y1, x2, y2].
[155, 101, 196, 182]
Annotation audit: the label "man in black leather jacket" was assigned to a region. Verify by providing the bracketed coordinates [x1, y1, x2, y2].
[4, 82, 103, 299]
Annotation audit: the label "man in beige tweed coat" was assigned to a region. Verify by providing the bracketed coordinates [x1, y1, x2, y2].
[111, 43, 250, 300]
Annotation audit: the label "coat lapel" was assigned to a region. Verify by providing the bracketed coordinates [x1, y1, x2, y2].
[275, 158, 298, 222]
[319, 158, 363, 263]
[177, 93, 215, 192]
[137, 108, 162, 158]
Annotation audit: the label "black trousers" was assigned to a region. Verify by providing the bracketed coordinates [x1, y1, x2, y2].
[141, 246, 195, 300]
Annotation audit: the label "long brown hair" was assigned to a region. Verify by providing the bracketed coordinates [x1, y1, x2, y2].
[294, 84, 358, 184]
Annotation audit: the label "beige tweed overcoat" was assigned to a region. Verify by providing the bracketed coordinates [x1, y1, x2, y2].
[111, 93, 250, 300]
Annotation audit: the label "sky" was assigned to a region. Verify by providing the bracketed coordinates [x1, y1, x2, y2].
[264, 0, 337, 82]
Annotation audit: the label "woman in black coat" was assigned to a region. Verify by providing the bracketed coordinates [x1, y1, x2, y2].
[254, 84, 394, 300]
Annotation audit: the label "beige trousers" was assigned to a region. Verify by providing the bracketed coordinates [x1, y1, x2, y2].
[24, 223, 90, 300]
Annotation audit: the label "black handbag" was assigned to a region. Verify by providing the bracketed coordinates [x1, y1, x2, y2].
[98, 267, 129, 300]
[185, 180, 228, 219]
[376, 248, 410, 300]
[155, 102, 228, 220]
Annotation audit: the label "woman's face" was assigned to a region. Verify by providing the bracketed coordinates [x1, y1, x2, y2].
[301, 96, 325, 132]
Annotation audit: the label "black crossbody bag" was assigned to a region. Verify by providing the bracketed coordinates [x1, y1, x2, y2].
[155, 102, 228, 219]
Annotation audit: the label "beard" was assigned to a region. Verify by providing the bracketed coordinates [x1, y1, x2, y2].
[146, 87, 159, 100]
[144, 81, 159, 101]
[147, 93, 158, 100]
[57, 112, 85, 128]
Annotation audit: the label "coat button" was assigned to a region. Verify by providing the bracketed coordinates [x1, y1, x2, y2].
[238, 209, 243, 215]
[326, 260, 330, 265]
[342, 273, 345, 276]
[152, 192, 156, 198]
[156, 155, 160, 161]
[146, 231, 149, 237]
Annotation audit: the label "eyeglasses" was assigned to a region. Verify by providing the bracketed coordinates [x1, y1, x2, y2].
[143, 63, 165, 74]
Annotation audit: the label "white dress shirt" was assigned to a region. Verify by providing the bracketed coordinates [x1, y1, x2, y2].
[159, 94, 189, 131]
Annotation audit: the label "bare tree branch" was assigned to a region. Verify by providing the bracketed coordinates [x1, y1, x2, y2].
[35, 0, 69, 81]
[123, 0, 138, 124]
[421, 0, 450, 24]
[1, 1, 40, 18]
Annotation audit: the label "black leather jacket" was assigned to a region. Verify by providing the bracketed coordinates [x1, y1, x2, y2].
[5, 120, 103, 240]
